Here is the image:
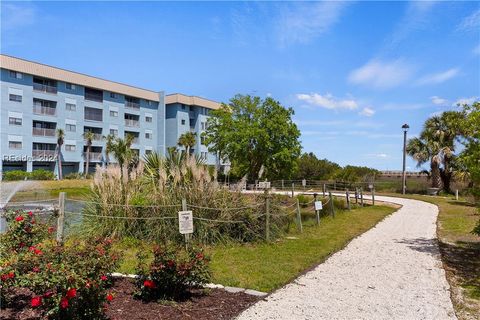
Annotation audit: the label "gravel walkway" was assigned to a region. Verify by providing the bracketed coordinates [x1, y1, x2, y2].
[237, 195, 456, 320]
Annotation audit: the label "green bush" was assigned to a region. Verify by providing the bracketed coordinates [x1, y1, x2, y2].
[135, 244, 211, 300]
[3, 170, 29, 181]
[64, 172, 83, 180]
[30, 169, 55, 180]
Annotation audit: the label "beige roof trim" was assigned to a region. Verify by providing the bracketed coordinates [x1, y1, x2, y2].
[1, 54, 160, 101]
[165, 93, 221, 110]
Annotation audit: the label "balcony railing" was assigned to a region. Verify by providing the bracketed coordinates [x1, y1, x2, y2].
[125, 119, 140, 127]
[83, 152, 103, 161]
[33, 105, 56, 116]
[32, 127, 56, 137]
[33, 83, 57, 94]
[84, 133, 103, 141]
[85, 93, 103, 102]
[125, 101, 140, 109]
[131, 137, 139, 144]
[32, 150, 56, 160]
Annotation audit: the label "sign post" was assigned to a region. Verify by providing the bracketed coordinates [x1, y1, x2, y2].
[178, 211, 194, 235]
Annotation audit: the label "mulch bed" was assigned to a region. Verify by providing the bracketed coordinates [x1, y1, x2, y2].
[0, 278, 260, 320]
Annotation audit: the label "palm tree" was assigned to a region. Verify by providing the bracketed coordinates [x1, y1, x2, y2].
[56, 128, 65, 180]
[103, 134, 116, 166]
[407, 112, 461, 191]
[83, 131, 95, 176]
[178, 132, 196, 156]
[109, 134, 136, 181]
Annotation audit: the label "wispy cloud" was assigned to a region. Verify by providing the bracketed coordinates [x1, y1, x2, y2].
[457, 8, 480, 32]
[452, 96, 479, 107]
[348, 59, 414, 89]
[296, 93, 358, 110]
[416, 68, 460, 85]
[430, 96, 448, 106]
[1, 3, 36, 31]
[359, 107, 375, 117]
[276, 1, 350, 46]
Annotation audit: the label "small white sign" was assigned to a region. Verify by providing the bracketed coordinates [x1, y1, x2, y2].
[314, 201, 323, 211]
[258, 181, 271, 189]
[302, 179, 306, 187]
[368, 184, 373, 190]
[178, 211, 194, 234]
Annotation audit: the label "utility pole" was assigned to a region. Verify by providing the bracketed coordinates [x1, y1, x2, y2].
[402, 124, 409, 195]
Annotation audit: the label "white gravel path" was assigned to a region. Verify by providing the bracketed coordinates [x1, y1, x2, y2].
[236, 195, 457, 320]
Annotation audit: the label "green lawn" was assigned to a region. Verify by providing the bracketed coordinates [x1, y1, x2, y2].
[116, 204, 396, 292]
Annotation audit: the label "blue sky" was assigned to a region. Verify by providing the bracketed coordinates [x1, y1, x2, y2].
[2, 1, 479, 170]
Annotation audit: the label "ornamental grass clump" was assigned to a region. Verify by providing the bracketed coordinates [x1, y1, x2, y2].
[0, 210, 120, 320]
[135, 244, 211, 300]
[81, 151, 291, 244]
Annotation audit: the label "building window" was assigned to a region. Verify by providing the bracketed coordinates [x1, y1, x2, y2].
[9, 141, 22, 149]
[146, 100, 152, 106]
[84, 107, 103, 121]
[9, 71, 22, 79]
[66, 103, 76, 111]
[181, 105, 186, 110]
[145, 132, 152, 139]
[9, 117, 22, 126]
[66, 124, 76, 132]
[110, 129, 118, 136]
[65, 144, 76, 152]
[66, 83, 76, 90]
[110, 110, 118, 117]
[181, 119, 186, 125]
[145, 149, 152, 155]
[110, 92, 117, 99]
[9, 94, 22, 102]
[145, 116, 153, 123]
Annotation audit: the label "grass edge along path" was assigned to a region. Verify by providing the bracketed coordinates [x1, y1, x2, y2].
[117, 204, 396, 293]
[379, 193, 480, 320]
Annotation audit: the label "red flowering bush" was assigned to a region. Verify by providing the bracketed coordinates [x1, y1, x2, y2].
[0, 210, 120, 319]
[135, 245, 211, 300]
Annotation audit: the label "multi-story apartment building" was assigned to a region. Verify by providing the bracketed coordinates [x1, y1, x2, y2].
[0, 55, 221, 178]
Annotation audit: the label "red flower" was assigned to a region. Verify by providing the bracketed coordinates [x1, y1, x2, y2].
[8, 272, 14, 279]
[34, 249, 43, 255]
[31, 296, 42, 307]
[143, 280, 155, 289]
[60, 297, 69, 309]
[48, 226, 55, 234]
[15, 216, 24, 222]
[196, 253, 204, 260]
[44, 291, 54, 298]
[100, 275, 108, 281]
[0, 274, 7, 281]
[106, 293, 113, 301]
[28, 211, 33, 216]
[167, 260, 175, 267]
[33, 267, 40, 273]
[66, 288, 77, 299]
[18, 242, 25, 248]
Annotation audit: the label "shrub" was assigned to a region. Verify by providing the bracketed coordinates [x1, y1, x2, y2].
[64, 172, 83, 180]
[135, 245, 211, 300]
[3, 170, 29, 181]
[30, 169, 55, 180]
[0, 210, 120, 319]
[296, 194, 310, 208]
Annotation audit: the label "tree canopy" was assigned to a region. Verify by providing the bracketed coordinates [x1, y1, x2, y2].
[293, 153, 340, 180]
[204, 94, 301, 181]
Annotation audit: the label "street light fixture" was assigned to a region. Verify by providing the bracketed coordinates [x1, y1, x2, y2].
[402, 124, 410, 195]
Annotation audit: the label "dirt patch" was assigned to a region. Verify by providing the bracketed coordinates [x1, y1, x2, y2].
[0, 278, 259, 320]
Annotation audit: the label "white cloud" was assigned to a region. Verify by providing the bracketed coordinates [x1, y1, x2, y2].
[294, 119, 347, 126]
[277, 2, 349, 46]
[416, 68, 460, 85]
[430, 96, 448, 106]
[457, 8, 480, 32]
[359, 107, 375, 117]
[1, 3, 36, 31]
[296, 93, 358, 110]
[348, 59, 414, 89]
[452, 96, 478, 107]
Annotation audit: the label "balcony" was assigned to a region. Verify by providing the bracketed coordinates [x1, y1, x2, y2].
[125, 101, 140, 109]
[84, 133, 103, 141]
[32, 150, 56, 160]
[125, 119, 140, 127]
[33, 83, 57, 94]
[33, 105, 56, 116]
[84, 87, 103, 103]
[131, 137, 139, 144]
[83, 152, 103, 161]
[33, 127, 56, 137]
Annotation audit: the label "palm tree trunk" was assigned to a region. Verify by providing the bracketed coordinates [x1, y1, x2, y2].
[57, 149, 63, 180]
[431, 161, 442, 189]
[85, 146, 91, 176]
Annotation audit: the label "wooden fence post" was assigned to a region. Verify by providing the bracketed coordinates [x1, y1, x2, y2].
[56, 192, 65, 244]
[281, 179, 284, 190]
[313, 193, 320, 225]
[355, 188, 359, 204]
[291, 183, 295, 198]
[265, 189, 271, 242]
[372, 188, 375, 206]
[346, 191, 351, 210]
[322, 184, 326, 197]
[455, 189, 459, 201]
[296, 198, 303, 233]
[360, 189, 364, 207]
[329, 192, 335, 218]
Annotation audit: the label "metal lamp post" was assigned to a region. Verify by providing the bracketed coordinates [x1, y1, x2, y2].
[402, 124, 410, 194]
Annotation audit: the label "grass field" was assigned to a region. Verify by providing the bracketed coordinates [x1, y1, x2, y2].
[379, 193, 480, 320]
[116, 204, 396, 292]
